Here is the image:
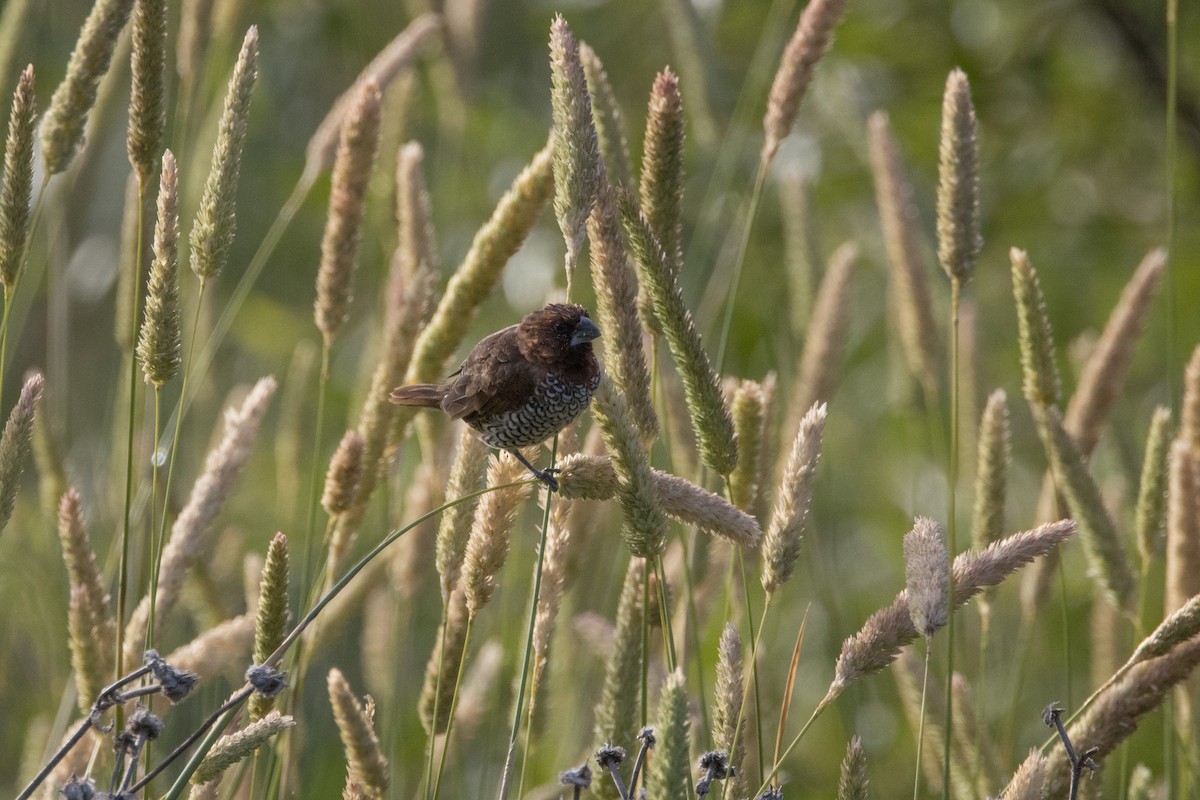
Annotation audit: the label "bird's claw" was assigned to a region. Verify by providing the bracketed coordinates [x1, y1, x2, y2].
[535, 470, 560, 492]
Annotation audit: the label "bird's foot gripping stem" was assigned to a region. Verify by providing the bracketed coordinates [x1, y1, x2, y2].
[508, 449, 560, 492]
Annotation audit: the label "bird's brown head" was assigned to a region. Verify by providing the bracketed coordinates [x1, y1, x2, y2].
[517, 303, 601, 369]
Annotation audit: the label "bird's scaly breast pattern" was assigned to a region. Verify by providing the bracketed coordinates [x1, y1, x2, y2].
[475, 372, 601, 449]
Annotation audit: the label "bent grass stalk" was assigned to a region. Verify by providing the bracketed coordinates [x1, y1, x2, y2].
[431, 617, 473, 800]
[156, 478, 539, 800]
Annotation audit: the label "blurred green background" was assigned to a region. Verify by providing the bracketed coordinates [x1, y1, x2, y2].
[1, 0, 1198, 796]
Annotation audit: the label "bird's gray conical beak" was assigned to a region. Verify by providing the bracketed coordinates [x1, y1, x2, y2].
[570, 316, 601, 346]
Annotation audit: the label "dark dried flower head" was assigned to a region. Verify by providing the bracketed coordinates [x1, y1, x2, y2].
[561, 762, 594, 788]
[145, 650, 198, 703]
[595, 743, 626, 769]
[61, 776, 97, 800]
[127, 706, 164, 740]
[246, 664, 288, 697]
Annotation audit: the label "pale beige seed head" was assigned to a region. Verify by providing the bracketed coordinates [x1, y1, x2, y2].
[191, 711, 295, 786]
[1183, 345, 1200, 454]
[1065, 248, 1165, 454]
[903, 516, 949, 638]
[315, 80, 383, 345]
[579, 41, 634, 190]
[1131, 593, 1200, 664]
[592, 561, 644, 792]
[322, 430, 366, 517]
[305, 14, 442, 175]
[588, 169, 657, 445]
[971, 389, 1010, 552]
[124, 377, 276, 667]
[405, 138, 554, 388]
[249, 532, 289, 720]
[0, 64, 35, 290]
[639, 68, 685, 309]
[762, 402, 826, 595]
[391, 141, 437, 296]
[127, 0, 166, 181]
[418, 588, 468, 734]
[1010, 248, 1061, 408]
[868, 112, 939, 394]
[762, 0, 848, 164]
[1000, 750, 1047, 800]
[462, 451, 535, 618]
[41, 0, 135, 174]
[1165, 437, 1200, 613]
[838, 736, 869, 800]
[797, 242, 856, 412]
[436, 424, 490, 600]
[328, 668, 389, 798]
[59, 489, 115, 709]
[712, 622, 745, 795]
[0, 370, 42, 536]
[166, 612, 254, 680]
[591, 376, 668, 558]
[936, 68, 981, 283]
[618, 190, 737, 476]
[1135, 406, 1172, 566]
[137, 149, 182, 387]
[646, 668, 690, 800]
[189, 27, 259, 283]
[729, 380, 766, 512]
[549, 15, 600, 295]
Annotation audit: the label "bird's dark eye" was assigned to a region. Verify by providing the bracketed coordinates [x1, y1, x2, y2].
[554, 321, 569, 334]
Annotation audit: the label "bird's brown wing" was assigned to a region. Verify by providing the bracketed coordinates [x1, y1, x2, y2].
[441, 324, 543, 421]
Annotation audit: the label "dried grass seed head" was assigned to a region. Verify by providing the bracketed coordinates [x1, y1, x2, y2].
[322, 429, 366, 516]
[593, 560, 645, 763]
[249, 532, 289, 720]
[729, 379, 766, 512]
[189, 27, 259, 283]
[0, 64, 35, 290]
[936, 68, 981, 283]
[462, 450, 534, 618]
[797, 241, 856, 411]
[328, 668, 389, 798]
[315, 80, 383, 345]
[903, 516, 950, 638]
[580, 41, 634, 190]
[0, 370, 42, 536]
[1135, 406, 1172, 565]
[128, 0, 166, 181]
[1166, 437, 1200, 613]
[761, 402, 826, 595]
[838, 736, 869, 800]
[41, 0, 135, 174]
[191, 711, 295, 786]
[646, 668, 691, 800]
[138, 149, 182, 387]
[639, 68, 685, 302]
[971, 389, 1009, 552]
[1010, 248, 1061, 408]
[762, 0, 848, 164]
[435, 424, 490, 600]
[1000, 750, 1047, 800]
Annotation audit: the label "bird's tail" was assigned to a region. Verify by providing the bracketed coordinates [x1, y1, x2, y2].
[388, 384, 445, 408]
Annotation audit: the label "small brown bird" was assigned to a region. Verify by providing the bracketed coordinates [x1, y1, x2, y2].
[390, 303, 602, 490]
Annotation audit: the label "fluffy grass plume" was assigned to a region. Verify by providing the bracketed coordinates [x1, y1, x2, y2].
[1000, 750, 1047, 800]
[305, 13, 441, 175]
[796, 242, 856, 412]
[618, 190, 737, 476]
[1009, 248, 1061, 408]
[315, 80, 383, 345]
[404, 138, 554, 387]
[646, 668, 690, 800]
[762, 402, 826, 595]
[137, 150, 181, 387]
[419, 588, 468, 734]
[829, 520, 1074, 699]
[868, 112, 939, 394]
[1033, 404, 1136, 612]
[62, 534, 115, 711]
[0, 64, 35, 291]
[903, 516, 950, 639]
[1063, 249, 1165, 454]
[762, 0, 848, 165]
[435, 424, 490, 601]
[189, 27, 259, 284]
[249, 532, 289, 720]
[971, 389, 1010, 552]
[1166, 437, 1200, 613]
[462, 450, 535, 618]
[638, 67, 685, 327]
[0, 370, 41, 536]
[192, 711, 295, 786]
[588, 169, 657, 444]
[580, 42, 634, 190]
[1045, 636, 1200, 796]
[40, 0, 135, 174]
[329, 668, 389, 798]
[530, 472, 578, 716]
[1135, 406, 1172, 566]
[593, 559, 644, 791]
[729, 379, 766, 512]
[838, 736, 868, 800]
[712, 622, 746, 796]
[322, 430, 365, 518]
[556, 453, 760, 546]
[936, 68, 981, 284]
[127, 0, 165, 182]
[1185, 345, 1200, 452]
[591, 376, 668, 558]
[123, 376, 276, 667]
[549, 15, 599, 293]
[165, 612, 253, 680]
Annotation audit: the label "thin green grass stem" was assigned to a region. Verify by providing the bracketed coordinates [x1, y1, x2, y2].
[145, 389, 161, 652]
[942, 278, 961, 800]
[0, 175, 49, 412]
[424, 608, 452, 800]
[721, 590, 772, 800]
[756, 694, 830, 795]
[736, 547, 765, 785]
[431, 618, 473, 800]
[641, 557, 650, 729]
[302, 344, 332, 598]
[1165, 0, 1178, 407]
[914, 639, 932, 800]
[157, 479, 535, 800]
[715, 159, 768, 373]
[496, 436, 558, 800]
